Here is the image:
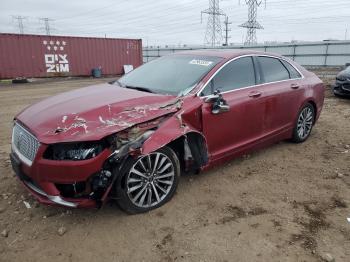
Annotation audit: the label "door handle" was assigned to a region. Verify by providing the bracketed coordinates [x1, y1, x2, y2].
[291, 83, 300, 89]
[248, 91, 262, 98]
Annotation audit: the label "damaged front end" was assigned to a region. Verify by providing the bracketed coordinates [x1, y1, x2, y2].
[43, 112, 207, 208]
[12, 94, 209, 209]
[89, 118, 167, 206]
[28, 117, 169, 208]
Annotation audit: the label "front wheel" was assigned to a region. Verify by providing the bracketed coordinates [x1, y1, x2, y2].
[291, 103, 315, 143]
[116, 146, 180, 214]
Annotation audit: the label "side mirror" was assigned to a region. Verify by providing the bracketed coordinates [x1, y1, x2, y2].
[204, 90, 230, 114]
[204, 89, 223, 103]
[204, 93, 220, 103]
[212, 101, 230, 114]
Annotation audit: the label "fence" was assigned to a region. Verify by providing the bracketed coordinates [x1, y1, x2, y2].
[143, 41, 350, 67]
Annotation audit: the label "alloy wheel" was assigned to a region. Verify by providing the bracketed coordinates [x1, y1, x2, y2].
[126, 152, 175, 208]
[296, 106, 314, 140]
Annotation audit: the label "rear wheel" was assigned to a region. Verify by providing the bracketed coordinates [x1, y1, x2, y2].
[291, 103, 315, 143]
[116, 146, 180, 214]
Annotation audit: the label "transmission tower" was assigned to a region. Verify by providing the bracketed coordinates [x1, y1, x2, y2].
[12, 15, 26, 34]
[39, 17, 54, 35]
[201, 0, 226, 47]
[239, 0, 266, 45]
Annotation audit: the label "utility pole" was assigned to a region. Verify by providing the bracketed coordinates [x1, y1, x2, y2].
[239, 0, 266, 46]
[223, 16, 232, 46]
[12, 15, 26, 34]
[201, 0, 226, 47]
[39, 17, 54, 36]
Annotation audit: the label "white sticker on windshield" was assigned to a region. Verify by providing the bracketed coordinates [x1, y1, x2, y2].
[189, 59, 213, 66]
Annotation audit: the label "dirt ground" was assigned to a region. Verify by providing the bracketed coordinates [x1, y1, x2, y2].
[0, 77, 349, 262]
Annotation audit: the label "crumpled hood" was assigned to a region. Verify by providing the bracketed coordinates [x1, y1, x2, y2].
[16, 83, 181, 144]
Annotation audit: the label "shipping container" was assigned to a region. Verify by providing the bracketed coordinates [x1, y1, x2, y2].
[0, 33, 143, 79]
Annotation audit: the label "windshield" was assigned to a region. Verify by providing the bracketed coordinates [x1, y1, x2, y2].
[117, 55, 222, 96]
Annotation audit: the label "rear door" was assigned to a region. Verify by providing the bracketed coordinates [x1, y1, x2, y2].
[255, 56, 304, 136]
[200, 56, 266, 160]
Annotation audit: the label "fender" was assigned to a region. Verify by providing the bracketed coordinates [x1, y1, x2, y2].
[142, 113, 208, 155]
[140, 96, 210, 170]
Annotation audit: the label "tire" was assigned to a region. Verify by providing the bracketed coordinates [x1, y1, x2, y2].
[291, 103, 315, 143]
[116, 146, 180, 214]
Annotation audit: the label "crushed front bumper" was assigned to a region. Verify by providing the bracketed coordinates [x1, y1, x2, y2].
[10, 144, 112, 209]
[23, 179, 79, 208]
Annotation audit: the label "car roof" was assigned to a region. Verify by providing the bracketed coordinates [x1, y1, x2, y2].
[170, 49, 283, 60]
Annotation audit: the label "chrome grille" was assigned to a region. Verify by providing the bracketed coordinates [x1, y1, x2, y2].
[12, 122, 40, 166]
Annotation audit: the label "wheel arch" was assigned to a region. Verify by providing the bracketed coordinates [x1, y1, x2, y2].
[305, 99, 317, 123]
[295, 99, 317, 125]
[141, 119, 209, 173]
[166, 131, 209, 172]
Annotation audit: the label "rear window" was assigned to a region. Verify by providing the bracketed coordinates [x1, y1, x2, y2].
[281, 60, 302, 79]
[258, 57, 290, 83]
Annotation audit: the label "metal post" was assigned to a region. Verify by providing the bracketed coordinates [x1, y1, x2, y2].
[292, 45, 296, 61]
[224, 16, 232, 46]
[324, 43, 329, 67]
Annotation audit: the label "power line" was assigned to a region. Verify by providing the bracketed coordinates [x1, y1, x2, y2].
[239, 0, 266, 45]
[3, 0, 350, 46]
[54, 14, 350, 43]
[30, 12, 350, 41]
[56, 2, 120, 20]
[8, 1, 348, 33]
[61, 13, 350, 34]
[201, 0, 226, 47]
[54, 0, 349, 26]
[12, 15, 27, 34]
[56, 0, 205, 24]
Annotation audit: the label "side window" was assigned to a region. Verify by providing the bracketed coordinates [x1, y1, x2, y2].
[201, 56, 256, 95]
[281, 60, 302, 79]
[258, 57, 290, 83]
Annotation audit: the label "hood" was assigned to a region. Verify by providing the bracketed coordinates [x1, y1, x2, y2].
[337, 68, 350, 80]
[16, 83, 181, 144]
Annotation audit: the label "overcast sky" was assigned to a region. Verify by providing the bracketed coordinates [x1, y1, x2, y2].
[1, 0, 349, 46]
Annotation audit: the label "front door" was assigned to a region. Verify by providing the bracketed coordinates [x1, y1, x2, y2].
[200, 56, 266, 161]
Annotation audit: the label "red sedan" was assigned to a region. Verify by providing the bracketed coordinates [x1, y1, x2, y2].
[10, 50, 325, 213]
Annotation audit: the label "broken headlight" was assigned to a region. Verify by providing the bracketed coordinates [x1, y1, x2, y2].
[44, 142, 105, 161]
